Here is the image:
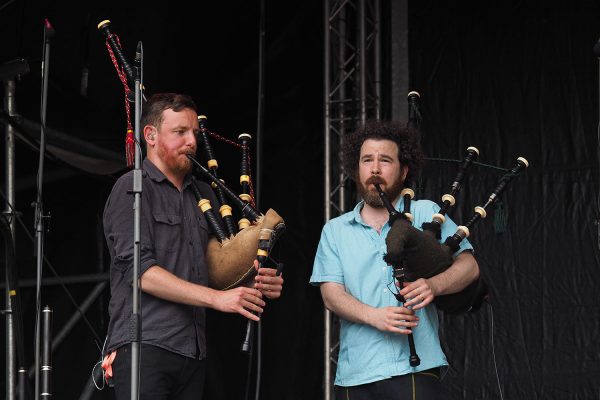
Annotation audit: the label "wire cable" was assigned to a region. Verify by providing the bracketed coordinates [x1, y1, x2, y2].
[488, 301, 504, 400]
[596, 60, 600, 250]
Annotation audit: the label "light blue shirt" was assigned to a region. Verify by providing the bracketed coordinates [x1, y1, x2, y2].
[310, 198, 473, 387]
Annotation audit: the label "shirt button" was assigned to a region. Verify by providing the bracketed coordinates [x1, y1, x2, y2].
[383, 288, 387, 292]
[189, 240, 193, 245]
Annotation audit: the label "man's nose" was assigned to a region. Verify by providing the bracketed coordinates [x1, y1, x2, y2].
[371, 160, 381, 174]
[185, 132, 197, 147]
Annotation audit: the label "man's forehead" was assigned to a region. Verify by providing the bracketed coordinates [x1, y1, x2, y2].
[160, 108, 198, 126]
[360, 138, 398, 155]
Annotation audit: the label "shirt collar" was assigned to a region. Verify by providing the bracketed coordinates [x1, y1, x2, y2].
[143, 158, 193, 189]
[347, 197, 406, 226]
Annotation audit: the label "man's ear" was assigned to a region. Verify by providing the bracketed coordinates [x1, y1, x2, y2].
[401, 165, 409, 181]
[144, 126, 157, 144]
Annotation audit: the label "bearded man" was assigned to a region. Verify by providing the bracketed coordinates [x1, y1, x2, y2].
[310, 120, 479, 400]
[102, 93, 283, 399]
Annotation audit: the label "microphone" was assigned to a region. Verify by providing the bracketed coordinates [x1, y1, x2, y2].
[97, 20, 135, 87]
[135, 41, 142, 66]
[135, 41, 142, 80]
[133, 41, 147, 102]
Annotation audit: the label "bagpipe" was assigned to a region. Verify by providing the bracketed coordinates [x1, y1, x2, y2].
[377, 150, 527, 368]
[97, 19, 285, 293]
[380, 149, 529, 315]
[186, 119, 286, 291]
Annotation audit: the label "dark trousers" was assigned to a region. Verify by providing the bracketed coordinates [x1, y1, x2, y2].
[112, 343, 206, 400]
[334, 368, 445, 400]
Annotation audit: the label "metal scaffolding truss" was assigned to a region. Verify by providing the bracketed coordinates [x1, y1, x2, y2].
[323, 0, 382, 398]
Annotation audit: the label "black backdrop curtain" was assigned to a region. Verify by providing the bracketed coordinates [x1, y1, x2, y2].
[409, 1, 600, 399]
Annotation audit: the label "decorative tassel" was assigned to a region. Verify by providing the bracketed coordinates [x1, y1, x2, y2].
[125, 129, 135, 168]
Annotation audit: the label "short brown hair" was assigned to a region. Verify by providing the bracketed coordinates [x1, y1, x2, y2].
[141, 93, 198, 129]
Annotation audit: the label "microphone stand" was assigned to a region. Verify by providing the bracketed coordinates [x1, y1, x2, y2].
[248, 2, 266, 398]
[130, 41, 143, 400]
[34, 19, 54, 400]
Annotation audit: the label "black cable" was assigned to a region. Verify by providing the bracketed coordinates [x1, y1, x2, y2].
[488, 301, 504, 400]
[255, 0, 266, 212]
[425, 157, 509, 172]
[251, 1, 266, 400]
[597, 59, 600, 251]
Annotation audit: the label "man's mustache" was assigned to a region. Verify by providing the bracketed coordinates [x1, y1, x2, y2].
[366, 176, 385, 185]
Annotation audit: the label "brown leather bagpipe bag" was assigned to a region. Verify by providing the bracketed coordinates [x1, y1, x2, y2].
[205, 208, 285, 290]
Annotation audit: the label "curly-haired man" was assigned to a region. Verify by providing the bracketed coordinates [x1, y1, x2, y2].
[311, 120, 479, 399]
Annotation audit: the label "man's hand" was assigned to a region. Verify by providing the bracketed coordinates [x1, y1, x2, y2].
[368, 306, 419, 334]
[400, 278, 438, 310]
[253, 260, 284, 299]
[213, 287, 265, 321]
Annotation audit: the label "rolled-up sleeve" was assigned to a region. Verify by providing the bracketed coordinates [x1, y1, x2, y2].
[103, 173, 158, 285]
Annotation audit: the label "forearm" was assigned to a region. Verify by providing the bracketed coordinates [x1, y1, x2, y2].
[320, 282, 375, 326]
[140, 265, 219, 309]
[428, 251, 479, 296]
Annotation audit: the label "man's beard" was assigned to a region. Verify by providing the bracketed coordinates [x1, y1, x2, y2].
[358, 175, 403, 208]
[157, 142, 194, 174]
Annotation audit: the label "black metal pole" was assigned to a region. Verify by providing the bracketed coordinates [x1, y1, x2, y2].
[34, 19, 54, 400]
[247, 2, 266, 399]
[1, 215, 27, 400]
[130, 40, 143, 400]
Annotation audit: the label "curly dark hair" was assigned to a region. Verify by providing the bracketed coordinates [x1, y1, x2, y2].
[341, 119, 425, 185]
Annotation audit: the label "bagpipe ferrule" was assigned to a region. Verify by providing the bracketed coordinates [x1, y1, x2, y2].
[467, 146, 480, 156]
[401, 188, 415, 199]
[207, 159, 218, 169]
[456, 225, 470, 239]
[517, 157, 529, 168]
[257, 249, 269, 258]
[238, 218, 251, 230]
[219, 204, 233, 218]
[441, 194, 455, 206]
[432, 213, 446, 224]
[198, 199, 212, 213]
[474, 206, 487, 218]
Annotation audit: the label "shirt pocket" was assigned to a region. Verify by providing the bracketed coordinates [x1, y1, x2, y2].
[153, 213, 183, 252]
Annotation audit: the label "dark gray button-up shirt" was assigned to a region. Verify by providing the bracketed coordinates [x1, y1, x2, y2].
[103, 158, 218, 359]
